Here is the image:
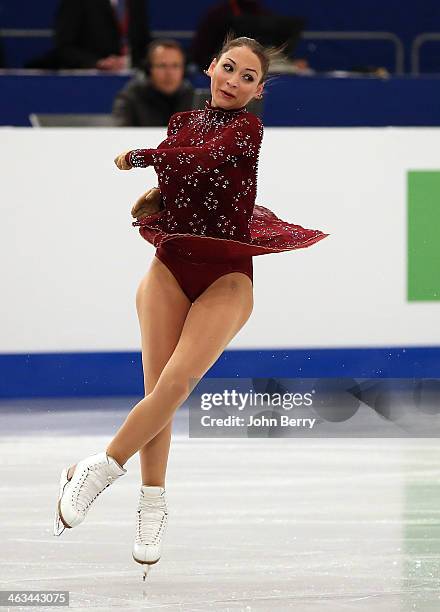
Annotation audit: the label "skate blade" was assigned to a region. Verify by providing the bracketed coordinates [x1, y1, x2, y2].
[53, 468, 71, 536]
[132, 552, 160, 573]
[132, 554, 160, 581]
[143, 565, 150, 581]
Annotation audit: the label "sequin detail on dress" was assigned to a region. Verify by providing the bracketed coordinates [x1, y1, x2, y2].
[129, 99, 330, 263]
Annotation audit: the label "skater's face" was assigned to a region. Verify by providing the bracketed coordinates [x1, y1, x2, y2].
[206, 46, 264, 110]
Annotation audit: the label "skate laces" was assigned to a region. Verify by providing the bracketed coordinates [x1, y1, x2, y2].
[136, 496, 168, 545]
[72, 463, 116, 514]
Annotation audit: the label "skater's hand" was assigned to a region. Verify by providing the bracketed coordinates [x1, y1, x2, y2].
[131, 187, 162, 219]
[114, 151, 132, 170]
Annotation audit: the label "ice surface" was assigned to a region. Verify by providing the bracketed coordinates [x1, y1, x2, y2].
[1, 397, 440, 611]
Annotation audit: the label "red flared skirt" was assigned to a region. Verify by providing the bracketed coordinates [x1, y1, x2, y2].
[132, 204, 330, 263]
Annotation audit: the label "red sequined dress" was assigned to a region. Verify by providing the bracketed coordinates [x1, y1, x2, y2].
[127, 99, 330, 263]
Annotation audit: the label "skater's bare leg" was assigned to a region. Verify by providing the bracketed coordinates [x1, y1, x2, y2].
[136, 258, 191, 487]
[106, 272, 253, 466]
[64, 259, 191, 485]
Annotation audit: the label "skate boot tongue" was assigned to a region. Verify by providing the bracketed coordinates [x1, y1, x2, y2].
[141, 485, 165, 497]
[74, 452, 126, 514]
[139, 486, 167, 514]
[106, 453, 127, 477]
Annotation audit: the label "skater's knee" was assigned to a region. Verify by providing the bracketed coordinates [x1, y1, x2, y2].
[166, 377, 190, 402]
[153, 371, 193, 405]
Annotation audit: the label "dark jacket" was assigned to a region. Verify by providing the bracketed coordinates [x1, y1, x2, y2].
[112, 73, 195, 127]
[190, 0, 272, 70]
[27, 0, 150, 69]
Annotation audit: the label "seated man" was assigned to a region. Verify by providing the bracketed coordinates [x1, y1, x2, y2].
[112, 39, 194, 127]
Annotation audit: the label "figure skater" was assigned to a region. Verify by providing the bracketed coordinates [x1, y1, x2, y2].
[53, 33, 330, 581]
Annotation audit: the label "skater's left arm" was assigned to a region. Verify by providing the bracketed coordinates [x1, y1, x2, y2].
[131, 187, 163, 219]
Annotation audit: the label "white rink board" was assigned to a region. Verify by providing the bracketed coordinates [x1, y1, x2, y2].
[1, 127, 440, 352]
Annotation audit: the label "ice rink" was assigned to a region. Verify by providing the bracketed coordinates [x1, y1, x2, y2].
[1, 397, 440, 611]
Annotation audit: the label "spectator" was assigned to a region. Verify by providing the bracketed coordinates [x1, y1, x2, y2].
[190, 0, 309, 73]
[26, 0, 150, 70]
[191, 0, 272, 72]
[112, 39, 194, 127]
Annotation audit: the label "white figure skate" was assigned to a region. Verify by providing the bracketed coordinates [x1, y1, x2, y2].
[132, 485, 169, 580]
[53, 451, 126, 536]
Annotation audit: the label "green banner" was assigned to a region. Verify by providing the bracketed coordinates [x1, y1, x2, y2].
[408, 171, 440, 301]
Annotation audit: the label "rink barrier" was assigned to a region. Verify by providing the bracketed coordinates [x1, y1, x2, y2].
[0, 347, 438, 399]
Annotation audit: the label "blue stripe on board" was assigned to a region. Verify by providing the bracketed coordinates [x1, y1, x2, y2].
[0, 347, 437, 399]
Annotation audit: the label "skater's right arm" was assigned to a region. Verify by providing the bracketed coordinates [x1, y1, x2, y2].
[123, 113, 263, 174]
